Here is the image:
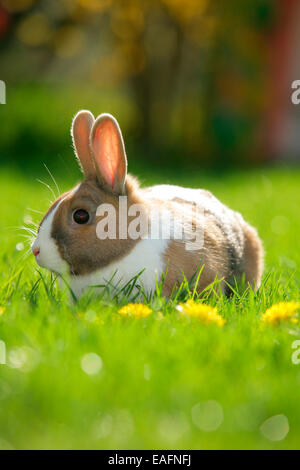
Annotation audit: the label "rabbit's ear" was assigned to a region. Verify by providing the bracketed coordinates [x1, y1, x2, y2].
[71, 110, 95, 178]
[90, 113, 127, 195]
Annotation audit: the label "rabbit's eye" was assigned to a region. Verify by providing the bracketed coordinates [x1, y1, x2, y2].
[73, 209, 90, 225]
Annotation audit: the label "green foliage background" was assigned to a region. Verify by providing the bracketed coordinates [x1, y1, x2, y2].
[0, 0, 277, 168]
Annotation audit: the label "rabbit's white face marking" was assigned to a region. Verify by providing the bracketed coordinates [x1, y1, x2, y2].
[69, 237, 169, 298]
[32, 198, 68, 273]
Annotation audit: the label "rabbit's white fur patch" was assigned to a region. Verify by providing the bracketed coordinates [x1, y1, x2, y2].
[143, 184, 202, 201]
[144, 183, 245, 239]
[69, 237, 169, 298]
[144, 184, 242, 221]
[32, 199, 67, 273]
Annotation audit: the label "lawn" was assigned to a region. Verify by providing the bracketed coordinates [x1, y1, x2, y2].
[0, 164, 300, 450]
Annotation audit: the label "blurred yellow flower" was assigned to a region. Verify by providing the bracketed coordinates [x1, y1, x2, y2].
[118, 303, 152, 318]
[17, 13, 52, 47]
[261, 302, 300, 325]
[177, 300, 225, 327]
[0, 306, 5, 316]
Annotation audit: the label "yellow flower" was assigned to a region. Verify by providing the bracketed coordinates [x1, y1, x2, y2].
[118, 303, 152, 318]
[0, 306, 5, 316]
[261, 302, 300, 325]
[177, 300, 225, 327]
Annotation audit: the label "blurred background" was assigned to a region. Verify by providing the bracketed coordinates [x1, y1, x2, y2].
[0, 0, 300, 175]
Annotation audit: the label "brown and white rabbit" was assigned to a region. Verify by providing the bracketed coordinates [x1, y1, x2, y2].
[31, 110, 264, 298]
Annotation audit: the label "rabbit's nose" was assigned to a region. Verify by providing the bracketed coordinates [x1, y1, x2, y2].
[33, 247, 40, 257]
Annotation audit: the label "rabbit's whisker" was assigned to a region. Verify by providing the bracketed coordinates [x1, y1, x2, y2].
[43, 164, 60, 198]
[37, 178, 57, 202]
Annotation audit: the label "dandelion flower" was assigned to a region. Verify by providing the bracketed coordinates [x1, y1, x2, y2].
[177, 300, 225, 327]
[0, 306, 5, 316]
[261, 302, 300, 325]
[118, 303, 152, 318]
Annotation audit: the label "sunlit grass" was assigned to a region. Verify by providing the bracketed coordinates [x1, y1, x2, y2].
[0, 166, 300, 449]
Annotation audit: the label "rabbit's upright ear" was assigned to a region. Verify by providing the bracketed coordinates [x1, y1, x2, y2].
[71, 110, 95, 178]
[90, 113, 127, 195]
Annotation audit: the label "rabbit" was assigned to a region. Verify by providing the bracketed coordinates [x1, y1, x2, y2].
[31, 110, 264, 299]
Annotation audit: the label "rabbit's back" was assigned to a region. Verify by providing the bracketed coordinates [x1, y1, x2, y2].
[142, 184, 263, 295]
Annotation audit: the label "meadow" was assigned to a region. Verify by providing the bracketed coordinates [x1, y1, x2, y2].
[0, 160, 299, 450]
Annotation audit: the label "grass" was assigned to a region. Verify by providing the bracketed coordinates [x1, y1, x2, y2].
[0, 164, 300, 450]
